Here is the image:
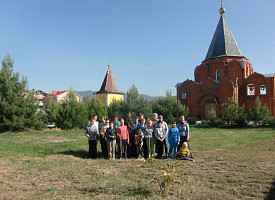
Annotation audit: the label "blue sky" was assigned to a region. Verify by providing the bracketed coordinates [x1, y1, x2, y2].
[0, 0, 274, 96]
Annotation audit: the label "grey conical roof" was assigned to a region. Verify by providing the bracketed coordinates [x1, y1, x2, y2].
[205, 14, 243, 60]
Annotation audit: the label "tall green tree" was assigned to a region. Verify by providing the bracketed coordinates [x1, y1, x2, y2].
[44, 97, 59, 124]
[152, 91, 189, 124]
[248, 97, 270, 126]
[55, 91, 89, 129]
[108, 100, 126, 120]
[108, 84, 152, 119]
[125, 84, 139, 117]
[0, 54, 42, 132]
[222, 97, 247, 126]
[87, 98, 108, 120]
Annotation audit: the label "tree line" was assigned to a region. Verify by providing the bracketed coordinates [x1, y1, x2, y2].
[0, 55, 274, 132]
[0, 55, 188, 132]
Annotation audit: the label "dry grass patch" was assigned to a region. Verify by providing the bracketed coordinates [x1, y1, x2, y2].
[0, 128, 274, 199]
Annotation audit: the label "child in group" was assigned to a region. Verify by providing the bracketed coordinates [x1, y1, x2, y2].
[113, 115, 120, 130]
[129, 122, 138, 158]
[176, 142, 194, 161]
[105, 121, 117, 160]
[139, 118, 147, 133]
[144, 119, 155, 158]
[154, 120, 166, 159]
[135, 127, 144, 157]
[85, 118, 99, 159]
[168, 121, 180, 159]
[135, 116, 140, 129]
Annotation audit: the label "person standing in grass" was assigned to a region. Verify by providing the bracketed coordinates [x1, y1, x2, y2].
[154, 120, 165, 159]
[117, 119, 129, 159]
[168, 121, 180, 159]
[128, 122, 138, 158]
[144, 119, 155, 158]
[85, 118, 99, 159]
[106, 121, 117, 160]
[158, 115, 169, 157]
[135, 127, 144, 157]
[100, 118, 109, 159]
[177, 116, 190, 150]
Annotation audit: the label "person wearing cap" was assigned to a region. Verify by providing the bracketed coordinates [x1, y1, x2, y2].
[158, 115, 169, 157]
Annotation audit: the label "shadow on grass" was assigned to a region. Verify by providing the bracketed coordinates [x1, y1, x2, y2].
[58, 150, 88, 159]
[58, 150, 104, 159]
[77, 186, 152, 198]
[265, 178, 275, 200]
[124, 187, 152, 198]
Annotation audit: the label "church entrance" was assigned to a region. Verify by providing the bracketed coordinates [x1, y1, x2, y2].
[204, 99, 217, 120]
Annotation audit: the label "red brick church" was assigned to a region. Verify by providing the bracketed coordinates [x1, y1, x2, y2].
[176, 4, 275, 119]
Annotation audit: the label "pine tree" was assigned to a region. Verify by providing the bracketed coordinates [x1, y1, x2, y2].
[0, 54, 41, 132]
[152, 91, 189, 124]
[88, 98, 108, 120]
[55, 90, 89, 129]
[222, 97, 247, 127]
[44, 97, 59, 124]
[249, 97, 269, 126]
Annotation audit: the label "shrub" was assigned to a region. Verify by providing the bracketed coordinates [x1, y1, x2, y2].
[187, 117, 196, 125]
[248, 97, 270, 126]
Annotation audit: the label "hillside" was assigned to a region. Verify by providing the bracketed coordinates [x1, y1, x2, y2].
[75, 90, 162, 101]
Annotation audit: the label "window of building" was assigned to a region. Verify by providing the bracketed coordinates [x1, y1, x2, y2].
[182, 91, 186, 99]
[216, 70, 220, 81]
[260, 85, 266, 95]
[247, 84, 255, 96]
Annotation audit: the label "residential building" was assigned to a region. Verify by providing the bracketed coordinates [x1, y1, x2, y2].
[43, 90, 82, 106]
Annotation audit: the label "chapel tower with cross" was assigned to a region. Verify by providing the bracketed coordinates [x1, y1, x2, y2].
[176, 2, 275, 118]
[94, 64, 124, 106]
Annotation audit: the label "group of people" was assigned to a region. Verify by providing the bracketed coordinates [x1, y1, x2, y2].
[85, 112, 194, 161]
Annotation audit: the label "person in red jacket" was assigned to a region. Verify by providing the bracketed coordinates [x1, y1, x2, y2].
[117, 118, 129, 159]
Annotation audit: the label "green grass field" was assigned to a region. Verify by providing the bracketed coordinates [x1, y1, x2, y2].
[0, 127, 274, 199]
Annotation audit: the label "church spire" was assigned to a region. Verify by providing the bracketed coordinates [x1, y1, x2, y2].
[219, 0, 225, 15]
[96, 64, 124, 94]
[204, 2, 243, 60]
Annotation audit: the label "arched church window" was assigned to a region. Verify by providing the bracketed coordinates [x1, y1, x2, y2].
[182, 91, 186, 99]
[260, 85, 266, 95]
[216, 70, 220, 81]
[247, 84, 255, 96]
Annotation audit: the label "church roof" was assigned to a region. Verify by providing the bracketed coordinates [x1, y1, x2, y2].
[205, 5, 243, 60]
[263, 73, 275, 78]
[95, 64, 124, 94]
